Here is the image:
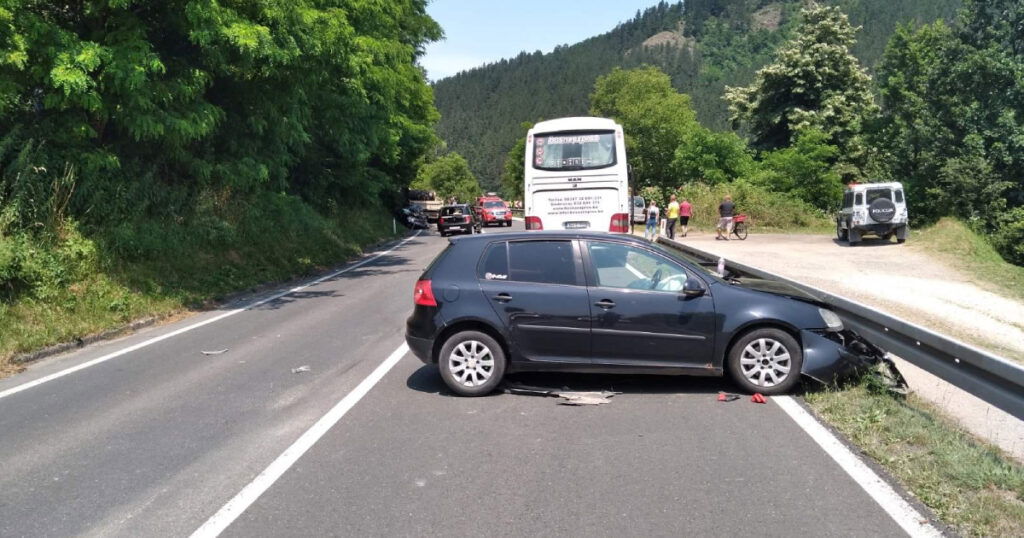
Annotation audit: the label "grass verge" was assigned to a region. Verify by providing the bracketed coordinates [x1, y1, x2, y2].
[0, 193, 403, 375]
[912, 218, 1024, 301]
[805, 377, 1024, 537]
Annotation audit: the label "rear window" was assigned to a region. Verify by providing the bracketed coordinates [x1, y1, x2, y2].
[895, 190, 904, 203]
[533, 131, 616, 171]
[508, 241, 577, 285]
[866, 189, 892, 203]
[483, 201, 505, 208]
[855, 193, 864, 205]
[441, 206, 469, 216]
[478, 242, 509, 281]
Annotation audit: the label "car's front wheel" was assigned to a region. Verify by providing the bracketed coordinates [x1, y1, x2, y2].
[438, 331, 506, 396]
[727, 328, 803, 395]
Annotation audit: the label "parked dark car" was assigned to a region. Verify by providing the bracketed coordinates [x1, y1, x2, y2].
[397, 205, 429, 229]
[406, 232, 883, 396]
[437, 204, 481, 236]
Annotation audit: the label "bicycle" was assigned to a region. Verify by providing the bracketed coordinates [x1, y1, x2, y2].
[731, 214, 749, 240]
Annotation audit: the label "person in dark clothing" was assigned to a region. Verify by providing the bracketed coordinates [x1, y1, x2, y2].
[716, 195, 735, 240]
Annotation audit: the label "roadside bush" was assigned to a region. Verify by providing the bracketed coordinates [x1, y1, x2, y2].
[992, 208, 1024, 266]
[641, 181, 832, 231]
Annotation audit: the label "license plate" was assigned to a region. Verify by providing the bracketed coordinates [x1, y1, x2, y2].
[564, 221, 589, 229]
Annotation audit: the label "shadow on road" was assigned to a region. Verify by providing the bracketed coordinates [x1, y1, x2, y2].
[831, 237, 900, 248]
[406, 364, 743, 398]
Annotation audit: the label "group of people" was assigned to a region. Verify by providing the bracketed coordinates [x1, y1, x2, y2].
[644, 195, 736, 241]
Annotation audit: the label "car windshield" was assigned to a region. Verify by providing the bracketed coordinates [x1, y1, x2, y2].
[483, 201, 505, 208]
[533, 131, 616, 170]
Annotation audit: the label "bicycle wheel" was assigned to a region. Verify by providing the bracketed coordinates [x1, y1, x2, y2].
[733, 221, 748, 240]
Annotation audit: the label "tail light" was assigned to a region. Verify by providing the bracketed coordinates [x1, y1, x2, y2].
[463, 216, 470, 223]
[609, 213, 629, 233]
[525, 216, 543, 230]
[413, 279, 437, 306]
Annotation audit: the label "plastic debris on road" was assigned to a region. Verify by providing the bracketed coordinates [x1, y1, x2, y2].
[201, 349, 228, 355]
[291, 365, 311, 374]
[751, 393, 768, 404]
[717, 392, 741, 402]
[503, 382, 620, 405]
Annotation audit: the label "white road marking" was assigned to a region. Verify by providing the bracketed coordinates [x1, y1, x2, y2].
[0, 232, 422, 401]
[774, 396, 942, 538]
[624, 262, 646, 279]
[190, 342, 409, 538]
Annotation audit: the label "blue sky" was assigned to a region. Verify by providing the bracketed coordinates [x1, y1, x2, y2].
[421, 0, 661, 81]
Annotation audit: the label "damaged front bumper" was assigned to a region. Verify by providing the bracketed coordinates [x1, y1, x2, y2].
[800, 329, 885, 384]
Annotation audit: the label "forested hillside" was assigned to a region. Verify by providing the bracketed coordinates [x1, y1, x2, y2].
[433, 0, 960, 190]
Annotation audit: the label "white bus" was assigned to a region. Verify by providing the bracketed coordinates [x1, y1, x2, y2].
[524, 117, 631, 233]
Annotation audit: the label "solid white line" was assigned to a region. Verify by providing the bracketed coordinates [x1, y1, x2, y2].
[190, 342, 409, 538]
[0, 232, 422, 401]
[774, 396, 942, 538]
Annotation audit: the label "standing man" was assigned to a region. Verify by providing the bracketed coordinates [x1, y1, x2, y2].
[716, 195, 735, 240]
[679, 197, 692, 237]
[665, 195, 680, 240]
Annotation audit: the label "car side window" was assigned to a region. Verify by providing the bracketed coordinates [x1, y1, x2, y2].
[508, 241, 578, 285]
[587, 242, 690, 292]
[895, 190, 904, 204]
[855, 193, 863, 206]
[843, 192, 852, 209]
[478, 242, 509, 281]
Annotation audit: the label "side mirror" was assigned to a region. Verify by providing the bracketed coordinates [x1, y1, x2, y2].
[682, 277, 705, 297]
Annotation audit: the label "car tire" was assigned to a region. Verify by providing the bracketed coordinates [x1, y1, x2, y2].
[438, 331, 507, 396]
[836, 220, 848, 241]
[727, 328, 803, 396]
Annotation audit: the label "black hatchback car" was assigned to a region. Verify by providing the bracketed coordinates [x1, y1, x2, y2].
[437, 204, 481, 237]
[406, 232, 882, 396]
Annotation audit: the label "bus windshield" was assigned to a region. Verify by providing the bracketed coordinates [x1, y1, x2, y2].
[533, 131, 616, 171]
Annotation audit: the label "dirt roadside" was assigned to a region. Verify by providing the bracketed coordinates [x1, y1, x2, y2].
[671, 230, 1024, 460]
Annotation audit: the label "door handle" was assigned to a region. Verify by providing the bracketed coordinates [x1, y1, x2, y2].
[594, 299, 616, 309]
[492, 293, 512, 302]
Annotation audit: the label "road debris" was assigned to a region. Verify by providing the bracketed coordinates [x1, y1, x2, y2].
[201, 349, 228, 355]
[557, 391, 620, 406]
[291, 365, 311, 374]
[717, 392, 741, 402]
[751, 393, 768, 404]
[503, 382, 620, 405]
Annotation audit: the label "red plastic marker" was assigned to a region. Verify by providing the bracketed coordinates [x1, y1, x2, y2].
[751, 393, 768, 404]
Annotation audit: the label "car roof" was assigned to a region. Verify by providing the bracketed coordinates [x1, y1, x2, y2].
[449, 231, 649, 245]
[845, 182, 904, 191]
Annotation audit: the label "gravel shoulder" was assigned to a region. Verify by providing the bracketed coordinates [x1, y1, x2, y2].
[678, 231, 1024, 363]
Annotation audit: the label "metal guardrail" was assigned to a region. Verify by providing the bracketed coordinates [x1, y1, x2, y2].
[657, 236, 1024, 421]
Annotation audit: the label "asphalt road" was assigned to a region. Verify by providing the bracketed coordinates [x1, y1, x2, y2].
[0, 220, 932, 537]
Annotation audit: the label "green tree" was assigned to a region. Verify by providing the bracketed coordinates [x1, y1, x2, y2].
[412, 153, 481, 203]
[752, 128, 842, 211]
[0, 0, 441, 223]
[672, 127, 756, 185]
[500, 122, 532, 202]
[874, 0, 1024, 252]
[590, 66, 700, 189]
[725, 2, 878, 172]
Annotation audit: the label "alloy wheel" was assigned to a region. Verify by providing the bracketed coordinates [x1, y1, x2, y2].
[739, 337, 792, 388]
[447, 340, 495, 387]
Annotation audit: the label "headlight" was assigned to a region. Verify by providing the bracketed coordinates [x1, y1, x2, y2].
[818, 308, 844, 332]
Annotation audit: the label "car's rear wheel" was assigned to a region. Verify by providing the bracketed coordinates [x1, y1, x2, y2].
[727, 328, 803, 395]
[438, 331, 506, 396]
[836, 220, 848, 241]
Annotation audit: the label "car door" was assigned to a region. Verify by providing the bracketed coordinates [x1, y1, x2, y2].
[477, 239, 591, 365]
[582, 240, 715, 367]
